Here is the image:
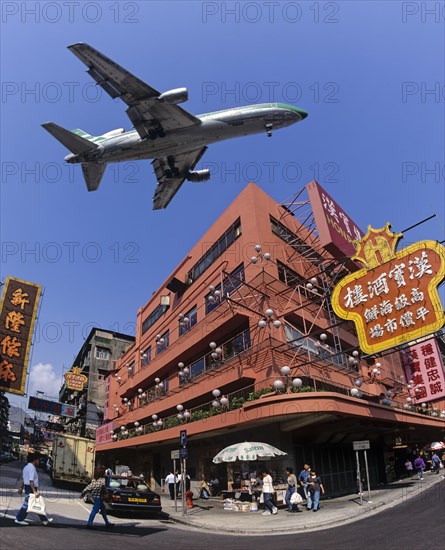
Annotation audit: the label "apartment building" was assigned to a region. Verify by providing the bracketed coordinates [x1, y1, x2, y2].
[96, 183, 445, 495]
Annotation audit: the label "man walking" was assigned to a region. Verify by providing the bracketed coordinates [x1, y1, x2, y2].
[298, 463, 312, 509]
[15, 453, 52, 526]
[413, 455, 426, 479]
[165, 471, 177, 499]
[431, 452, 441, 474]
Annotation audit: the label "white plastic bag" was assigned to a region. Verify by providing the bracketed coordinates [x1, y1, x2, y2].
[290, 491, 303, 504]
[27, 494, 46, 516]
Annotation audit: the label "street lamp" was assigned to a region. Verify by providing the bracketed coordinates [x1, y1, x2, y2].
[273, 366, 302, 393]
[250, 244, 272, 265]
[258, 307, 282, 330]
[211, 389, 229, 410]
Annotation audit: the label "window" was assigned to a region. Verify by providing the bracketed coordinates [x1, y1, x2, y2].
[222, 330, 251, 360]
[142, 303, 169, 335]
[187, 218, 242, 284]
[277, 260, 306, 288]
[190, 357, 205, 378]
[284, 321, 320, 356]
[141, 347, 151, 367]
[179, 305, 198, 337]
[205, 264, 245, 315]
[95, 347, 110, 360]
[179, 329, 251, 385]
[284, 321, 347, 368]
[270, 216, 324, 262]
[156, 330, 169, 355]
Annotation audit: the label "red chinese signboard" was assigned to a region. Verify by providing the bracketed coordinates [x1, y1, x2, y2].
[331, 225, 445, 354]
[401, 339, 445, 403]
[64, 366, 88, 391]
[307, 180, 364, 263]
[0, 277, 41, 395]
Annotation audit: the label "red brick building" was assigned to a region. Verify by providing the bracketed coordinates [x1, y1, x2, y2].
[96, 183, 445, 495]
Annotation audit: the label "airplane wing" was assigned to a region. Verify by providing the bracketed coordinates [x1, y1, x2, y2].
[68, 43, 201, 139]
[152, 147, 207, 210]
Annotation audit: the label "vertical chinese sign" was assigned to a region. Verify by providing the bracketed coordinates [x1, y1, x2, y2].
[401, 339, 445, 403]
[331, 224, 445, 354]
[0, 277, 41, 395]
[306, 180, 364, 265]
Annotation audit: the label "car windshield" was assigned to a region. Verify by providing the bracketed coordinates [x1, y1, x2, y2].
[109, 477, 149, 491]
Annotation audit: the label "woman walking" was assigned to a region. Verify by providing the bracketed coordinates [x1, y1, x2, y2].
[261, 469, 278, 516]
[80, 466, 114, 528]
[307, 471, 325, 512]
[284, 467, 301, 512]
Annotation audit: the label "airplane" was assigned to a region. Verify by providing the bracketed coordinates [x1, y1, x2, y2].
[42, 43, 308, 210]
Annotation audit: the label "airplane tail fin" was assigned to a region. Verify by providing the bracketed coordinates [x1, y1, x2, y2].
[42, 122, 98, 154]
[81, 162, 106, 192]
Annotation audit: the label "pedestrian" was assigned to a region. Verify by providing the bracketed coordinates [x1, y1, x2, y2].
[80, 466, 114, 529]
[104, 466, 113, 487]
[165, 471, 177, 500]
[284, 467, 301, 513]
[298, 463, 312, 509]
[413, 456, 426, 479]
[404, 458, 414, 478]
[306, 470, 325, 512]
[261, 469, 278, 516]
[431, 452, 441, 474]
[199, 479, 210, 499]
[15, 453, 53, 526]
[210, 476, 220, 496]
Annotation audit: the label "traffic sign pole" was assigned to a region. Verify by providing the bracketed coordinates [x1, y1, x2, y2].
[363, 449, 372, 503]
[355, 450, 363, 506]
[174, 458, 177, 512]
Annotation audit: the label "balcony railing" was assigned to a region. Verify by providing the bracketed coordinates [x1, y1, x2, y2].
[111, 374, 431, 442]
[118, 328, 251, 413]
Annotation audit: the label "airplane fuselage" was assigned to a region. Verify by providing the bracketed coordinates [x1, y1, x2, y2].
[66, 103, 305, 165]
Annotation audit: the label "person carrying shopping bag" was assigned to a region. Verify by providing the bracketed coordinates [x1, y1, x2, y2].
[80, 466, 114, 529]
[15, 453, 53, 526]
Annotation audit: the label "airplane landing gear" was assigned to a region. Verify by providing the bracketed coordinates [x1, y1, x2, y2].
[165, 156, 180, 178]
[148, 126, 166, 139]
[265, 123, 273, 137]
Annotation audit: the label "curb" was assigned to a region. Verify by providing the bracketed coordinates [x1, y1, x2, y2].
[166, 476, 444, 535]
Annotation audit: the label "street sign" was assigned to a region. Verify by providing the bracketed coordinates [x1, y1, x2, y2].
[171, 450, 180, 459]
[353, 440, 370, 451]
[180, 429, 187, 446]
[179, 448, 188, 459]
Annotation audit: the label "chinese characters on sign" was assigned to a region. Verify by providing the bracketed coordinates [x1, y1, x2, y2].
[331, 225, 445, 354]
[64, 366, 88, 391]
[401, 339, 445, 404]
[306, 180, 364, 263]
[0, 277, 41, 395]
[28, 396, 77, 418]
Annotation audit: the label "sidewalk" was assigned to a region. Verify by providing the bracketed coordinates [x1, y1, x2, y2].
[166, 473, 445, 535]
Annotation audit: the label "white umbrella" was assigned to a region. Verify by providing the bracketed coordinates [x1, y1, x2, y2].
[424, 441, 445, 451]
[213, 441, 287, 463]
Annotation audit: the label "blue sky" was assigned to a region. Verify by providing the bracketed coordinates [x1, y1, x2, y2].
[1, 1, 444, 410]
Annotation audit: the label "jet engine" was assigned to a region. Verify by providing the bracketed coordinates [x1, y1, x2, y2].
[157, 88, 188, 104]
[186, 169, 211, 182]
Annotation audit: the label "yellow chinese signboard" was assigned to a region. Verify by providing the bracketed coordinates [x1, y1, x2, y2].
[64, 366, 88, 391]
[0, 277, 42, 395]
[331, 224, 445, 354]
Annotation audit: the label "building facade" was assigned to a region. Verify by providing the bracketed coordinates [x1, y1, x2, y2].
[96, 183, 445, 495]
[59, 328, 134, 439]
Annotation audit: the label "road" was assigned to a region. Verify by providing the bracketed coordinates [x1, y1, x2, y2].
[1, 461, 444, 550]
